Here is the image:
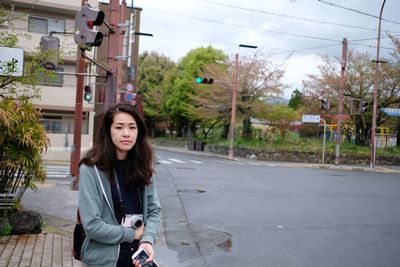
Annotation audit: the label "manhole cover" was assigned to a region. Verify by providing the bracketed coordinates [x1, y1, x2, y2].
[177, 189, 206, 193]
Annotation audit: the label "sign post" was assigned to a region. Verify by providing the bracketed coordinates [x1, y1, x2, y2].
[302, 115, 326, 164]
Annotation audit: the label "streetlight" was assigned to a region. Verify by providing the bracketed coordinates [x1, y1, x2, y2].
[371, 0, 386, 168]
[228, 44, 258, 158]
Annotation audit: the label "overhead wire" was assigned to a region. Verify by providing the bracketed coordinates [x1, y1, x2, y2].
[143, 7, 342, 43]
[194, 0, 381, 32]
[317, 0, 400, 26]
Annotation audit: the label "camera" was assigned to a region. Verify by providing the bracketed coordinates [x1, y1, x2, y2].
[122, 214, 143, 229]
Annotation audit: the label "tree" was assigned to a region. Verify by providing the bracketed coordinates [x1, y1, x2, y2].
[137, 51, 176, 135]
[235, 52, 285, 139]
[288, 89, 303, 110]
[164, 46, 227, 137]
[303, 49, 400, 146]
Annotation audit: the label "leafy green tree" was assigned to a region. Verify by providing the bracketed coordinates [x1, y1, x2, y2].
[138, 51, 176, 135]
[288, 89, 303, 110]
[164, 46, 227, 137]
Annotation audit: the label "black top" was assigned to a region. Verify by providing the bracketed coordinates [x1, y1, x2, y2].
[111, 160, 142, 224]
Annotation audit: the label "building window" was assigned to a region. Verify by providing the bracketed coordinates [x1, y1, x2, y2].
[41, 112, 89, 135]
[28, 16, 65, 34]
[37, 68, 64, 87]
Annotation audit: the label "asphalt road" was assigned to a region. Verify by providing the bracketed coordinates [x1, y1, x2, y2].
[155, 148, 400, 267]
[22, 148, 400, 267]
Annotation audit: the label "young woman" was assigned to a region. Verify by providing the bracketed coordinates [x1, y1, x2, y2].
[78, 103, 161, 267]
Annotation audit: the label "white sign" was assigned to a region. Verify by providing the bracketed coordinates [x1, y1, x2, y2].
[302, 115, 321, 123]
[381, 108, 400, 117]
[0, 47, 24, 77]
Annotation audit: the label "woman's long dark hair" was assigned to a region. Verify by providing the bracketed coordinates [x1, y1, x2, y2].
[80, 103, 154, 187]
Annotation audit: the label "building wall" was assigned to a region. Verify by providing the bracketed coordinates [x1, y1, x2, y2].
[1, 0, 96, 162]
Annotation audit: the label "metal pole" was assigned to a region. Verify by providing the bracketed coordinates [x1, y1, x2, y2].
[115, 0, 126, 103]
[228, 53, 239, 158]
[335, 38, 347, 166]
[371, 0, 386, 168]
[321, 118, 327, 164]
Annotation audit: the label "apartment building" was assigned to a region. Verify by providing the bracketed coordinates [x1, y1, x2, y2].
[0, 0, 95, 161]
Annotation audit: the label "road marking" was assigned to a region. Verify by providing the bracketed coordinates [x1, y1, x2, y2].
[189, 160, 203, 164]
[169, 158, 185, 163]
[158, 160, 172, 164]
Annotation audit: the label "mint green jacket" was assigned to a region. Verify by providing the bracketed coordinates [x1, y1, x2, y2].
[78, 164, 161, 267]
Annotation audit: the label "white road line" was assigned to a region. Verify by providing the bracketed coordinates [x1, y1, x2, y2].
[248, 162, 260, 166]
[158, 160, 172, 164]
[46, 174, 69, 178]
[169, 158, 185, 163]
[212, 160, 232, 165]
[189, 160, 203, 164]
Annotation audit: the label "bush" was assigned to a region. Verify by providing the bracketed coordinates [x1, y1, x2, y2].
[0, 97, 48, 203]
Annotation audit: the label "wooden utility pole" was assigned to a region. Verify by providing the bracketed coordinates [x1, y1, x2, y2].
[70, 0, 87, 190]
[335, 38, 347, 166]
[105, 0, 120, 109]
[228, 53, 239, 158]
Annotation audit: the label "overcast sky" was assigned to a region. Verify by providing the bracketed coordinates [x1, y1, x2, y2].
[130, 0, 399, 99]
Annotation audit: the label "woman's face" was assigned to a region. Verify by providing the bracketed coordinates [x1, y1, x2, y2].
[110, 112, 138, 160]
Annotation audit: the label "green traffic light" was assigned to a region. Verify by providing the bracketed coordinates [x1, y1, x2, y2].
[195, 77, 203, 84]
[84, 92, 92, 102]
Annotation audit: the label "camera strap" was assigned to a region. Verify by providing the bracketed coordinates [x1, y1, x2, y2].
[113, 168, 143, 221]
[113, 168, 126, 219]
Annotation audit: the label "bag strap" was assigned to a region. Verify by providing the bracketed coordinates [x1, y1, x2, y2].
[94, 165, 113, 213]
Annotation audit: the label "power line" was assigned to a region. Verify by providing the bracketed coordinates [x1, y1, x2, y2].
[317, 0, 400, 26]
[143, 7, 342, 43]
[194, 0, 380, 32]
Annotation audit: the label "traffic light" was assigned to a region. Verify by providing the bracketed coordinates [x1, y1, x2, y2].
[321, 99, 330, 110]
[74, 5, 105, 47]
[40, 35, 60, 70]
[195, 77, 214, 84]
[359, 101, 368, 113]
[84, 85, 93, 102]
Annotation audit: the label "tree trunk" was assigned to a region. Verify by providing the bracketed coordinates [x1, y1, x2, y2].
[221, 123, 230, 139]
[242, 117, 252, 139]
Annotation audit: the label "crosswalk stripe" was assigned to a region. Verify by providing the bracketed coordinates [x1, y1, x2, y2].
[158, 160, 172, 164]
[189, 160, 202, 164]
[169, 158, 185, 163]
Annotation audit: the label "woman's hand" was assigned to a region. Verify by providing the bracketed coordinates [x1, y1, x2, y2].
[132, 242, 155, 267]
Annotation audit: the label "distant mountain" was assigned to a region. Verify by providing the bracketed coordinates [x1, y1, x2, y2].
[265, 96, 289, 105]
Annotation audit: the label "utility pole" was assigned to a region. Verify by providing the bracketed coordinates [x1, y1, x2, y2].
[228, 53, 239, 158]
[335, 38, 347, 166]
[131, 7, 144, 117]
[105, 0, 120, 109]
[70, 49, 85, 190]
[70, 0, 87, 190]
[371, 0, 387, 168]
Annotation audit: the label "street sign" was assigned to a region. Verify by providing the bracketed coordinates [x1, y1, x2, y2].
[0, 47, 24, 77]
[126, 82, 134, 91]
[302, 115, 321, 123]
[381, 108, 400, 117]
